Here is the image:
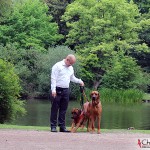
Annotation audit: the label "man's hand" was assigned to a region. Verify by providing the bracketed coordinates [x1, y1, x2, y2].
[80, 81, 84, 87]
[52, 91, 57, 98]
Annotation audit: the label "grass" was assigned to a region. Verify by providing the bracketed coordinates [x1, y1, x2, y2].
[0, 124, 50, 131]
[0, 124, 150, 134]
[143, 93, 150, 100]
[100, 88, 144, 103]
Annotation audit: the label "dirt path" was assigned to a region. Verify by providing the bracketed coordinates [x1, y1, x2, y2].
[0, 129, 149, 150]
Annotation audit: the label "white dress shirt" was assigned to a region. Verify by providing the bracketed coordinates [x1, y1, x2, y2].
[51, 59, 83, 92]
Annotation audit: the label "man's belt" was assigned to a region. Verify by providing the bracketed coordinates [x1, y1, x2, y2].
[56, 87, 68, 91]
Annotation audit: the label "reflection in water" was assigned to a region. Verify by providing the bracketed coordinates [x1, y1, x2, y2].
[13, 99, 150, 130]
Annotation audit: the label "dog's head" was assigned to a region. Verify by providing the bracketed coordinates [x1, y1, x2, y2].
[90, 91, 100, 106]
[71, 108, 82, 119]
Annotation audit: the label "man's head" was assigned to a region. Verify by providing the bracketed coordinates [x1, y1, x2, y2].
[65, 54, 76, 67]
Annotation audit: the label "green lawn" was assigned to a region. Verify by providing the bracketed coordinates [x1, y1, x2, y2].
[0, 124, 150, 134]
[0, 124, 50, 131]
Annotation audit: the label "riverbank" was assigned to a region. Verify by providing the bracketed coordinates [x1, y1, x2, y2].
[0, 127, 150, 150]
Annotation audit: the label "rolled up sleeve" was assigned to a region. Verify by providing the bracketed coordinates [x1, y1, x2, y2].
[70, 73, 83, 84]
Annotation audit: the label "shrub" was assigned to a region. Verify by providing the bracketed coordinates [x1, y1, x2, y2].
[0, 43, 42, 98]
[101, 55, 148, 90]
[0, 59, 26, 123]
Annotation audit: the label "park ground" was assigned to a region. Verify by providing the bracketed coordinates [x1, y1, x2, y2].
[0, 127, 150, 150]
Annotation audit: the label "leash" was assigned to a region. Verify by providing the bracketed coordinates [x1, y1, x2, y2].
[80, 86, 84, 109]
[79, 86, 89, 110]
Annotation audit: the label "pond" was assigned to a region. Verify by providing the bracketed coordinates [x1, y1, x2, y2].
[13, 99, 150, 130]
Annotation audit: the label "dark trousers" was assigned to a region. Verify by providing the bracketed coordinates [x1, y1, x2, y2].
[50, 87, 69, 129]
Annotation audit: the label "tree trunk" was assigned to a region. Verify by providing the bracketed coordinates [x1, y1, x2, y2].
[93, 81, 101, 90]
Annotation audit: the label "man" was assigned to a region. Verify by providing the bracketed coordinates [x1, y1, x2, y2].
[50, 54, 84, 132]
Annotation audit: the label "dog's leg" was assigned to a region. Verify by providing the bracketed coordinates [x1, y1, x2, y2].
[97, 115, 101, 134]
[80, 118, 85, 130]
[71, 118, 83, 133]
[92, 117, 96, 132]
[86, 118, 89, 132]
[81, 116, 88, 130]
[70, 121, 75, 132]
[71, 122, 80, 133]
[87, 117, 93, 132]
[87, 118, 91, 132]
[91, 117, 95, 133]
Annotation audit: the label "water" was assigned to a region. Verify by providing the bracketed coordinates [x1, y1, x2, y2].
[13, 99, 150, 130]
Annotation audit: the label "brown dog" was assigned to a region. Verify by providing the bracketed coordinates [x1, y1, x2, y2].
[87, 91, 102, 134]
[70, 102, 89, 133]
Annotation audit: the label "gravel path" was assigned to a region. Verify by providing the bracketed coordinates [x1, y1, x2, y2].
[0, 129, 149, 150]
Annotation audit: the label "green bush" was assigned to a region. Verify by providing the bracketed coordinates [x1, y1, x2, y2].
[0, 59, 26, 123]
[0, 43, 42, 98]
[100, 88, 144, 104]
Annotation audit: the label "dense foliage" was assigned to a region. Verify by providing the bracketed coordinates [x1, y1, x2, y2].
[0, 43, 42, 98]
[0, 59, 26, 123]
[45, 0, 74, 37]
[0, 0, 12, 21]
[0, 0, 62, 51]
[132, 0, 150, 13]
[0, 0, 150, 104]
[102, 54, 149, 90]
[0, 44, 81, 99]
[62, 0, 150, 89]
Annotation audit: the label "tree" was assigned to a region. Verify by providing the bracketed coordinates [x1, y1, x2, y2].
[101, 53, 149, 90]
[0, 0, 62, 51]
[131, 0, 150, 14]
[0, 44, 81, 99]
[0, 0, 12, 21]
[0, 43, 42, 98]
[45, 0, 74, 44]
[62, 0, 149, 89]
[132, 9, 150, 72]
[0, 59, 26, 123]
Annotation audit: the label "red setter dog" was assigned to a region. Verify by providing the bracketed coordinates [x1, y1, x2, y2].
[87, 91, 102, 134]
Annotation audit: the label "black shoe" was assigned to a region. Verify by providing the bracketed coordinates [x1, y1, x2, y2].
[59, 128, 70, 132]
[51, 127, 57, 132]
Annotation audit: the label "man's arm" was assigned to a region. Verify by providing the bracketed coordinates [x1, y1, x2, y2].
[70, 73, 84, 86]
[51, 64, 58, 97]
